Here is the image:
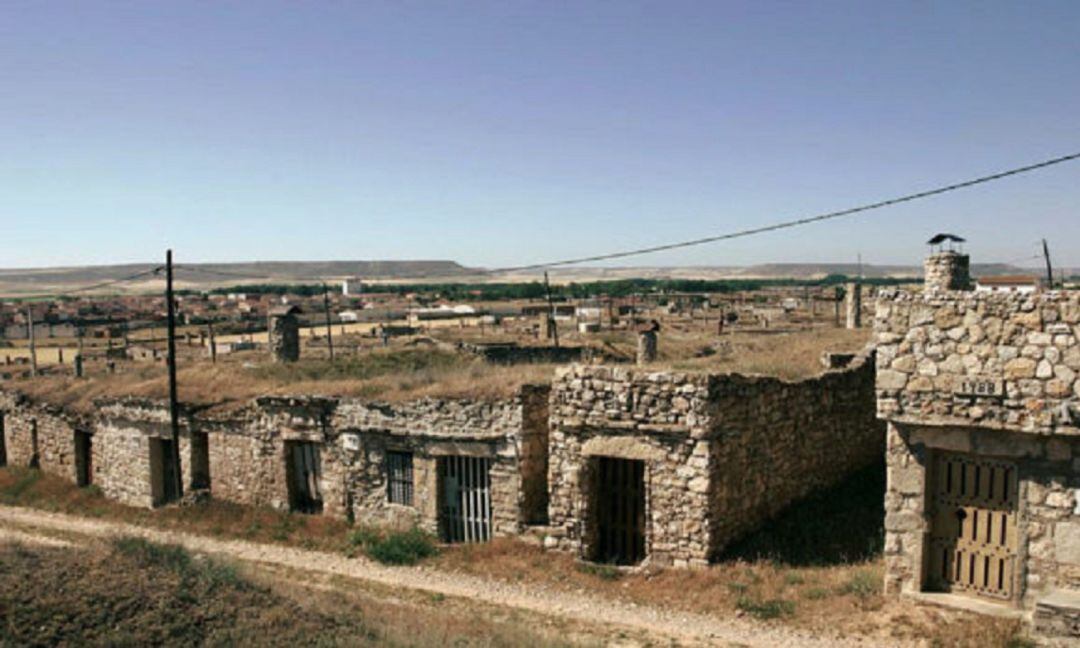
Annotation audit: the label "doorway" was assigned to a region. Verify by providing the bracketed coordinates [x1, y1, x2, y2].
[927, 451, 1018, 601]
[74, 431, 92, 487]
[439, 456, 492, 543]
[589, 456, 646, 565]
[286, 441, 323, 514]
[149, 438, 180, 506]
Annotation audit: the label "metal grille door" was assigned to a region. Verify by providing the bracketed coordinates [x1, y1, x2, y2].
[440, 456, 492, 543]
[927, 452, 1018, 600]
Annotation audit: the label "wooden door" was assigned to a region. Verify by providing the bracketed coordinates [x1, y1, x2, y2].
[74, 431, 92, 487]
[287, 442, 323, 514]
[927, 452, 1018, 601]
[591, 456, 646, 566]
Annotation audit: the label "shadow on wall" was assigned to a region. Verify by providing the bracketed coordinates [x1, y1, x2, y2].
[719, 461, 885, 567]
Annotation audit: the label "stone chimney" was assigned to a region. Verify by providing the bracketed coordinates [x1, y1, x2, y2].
[636, 320, 660, 365]
[924, 251, 971, 292]
[845, 282, 862, 329]
[268, 305, 301, 363]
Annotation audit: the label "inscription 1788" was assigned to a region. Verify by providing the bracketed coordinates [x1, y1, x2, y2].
[954, 378, 1004, 398]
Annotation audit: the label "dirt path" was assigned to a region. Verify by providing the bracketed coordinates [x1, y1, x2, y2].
[0, 505, 900, 647]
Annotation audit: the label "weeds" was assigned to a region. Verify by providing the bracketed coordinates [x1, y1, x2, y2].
[348, 526, 438, 566]
[576, 562, 622, 581]
[0, 469, 41, 501]
[111, 536, 246, 592]
[735, 596, 795, 620]
[839, 568, 880, 599]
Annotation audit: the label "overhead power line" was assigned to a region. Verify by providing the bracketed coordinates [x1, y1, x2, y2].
[12, 267, 163, 301]
[491, 151, 1080, 273]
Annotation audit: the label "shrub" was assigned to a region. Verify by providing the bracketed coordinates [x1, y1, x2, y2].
[348, 526, 438, 566]
[111, 536, 246, 591]
[736, 596, 795, 620]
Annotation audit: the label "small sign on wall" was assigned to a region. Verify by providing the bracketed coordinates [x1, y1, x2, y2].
[954, 377, 1004, 398]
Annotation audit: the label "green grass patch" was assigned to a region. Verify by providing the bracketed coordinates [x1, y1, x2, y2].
[576, 562, 622, 581]
[0, 468, 42, 501]
[348, 526, 438, 566]
[839, 568, 880, 599]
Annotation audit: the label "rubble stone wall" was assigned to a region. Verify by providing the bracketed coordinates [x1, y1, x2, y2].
[547, 355, 882, 567]
[875, 290, 1080, 433]
[333, 390, 544, 535]
[708, 350, 883, 556]
[0, 390, 85, 483]
[95, 399, 198, 508]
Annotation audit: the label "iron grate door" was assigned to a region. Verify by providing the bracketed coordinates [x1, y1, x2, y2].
[592, 456, 646, 566]
[927, 452, 1018, 601]
[440, 456, 492, 543]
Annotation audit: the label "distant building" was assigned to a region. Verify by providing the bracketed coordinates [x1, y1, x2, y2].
[341, 278, 364, 296]
[974, 275, 1041, 294]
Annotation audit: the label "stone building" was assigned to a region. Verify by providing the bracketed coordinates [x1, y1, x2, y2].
[0, 390, 92, 487]
[545, 352, 883, 567]
[0, 385, 549, 544]
[94, 398, 209, 507]
[876, 273, 1080, 639]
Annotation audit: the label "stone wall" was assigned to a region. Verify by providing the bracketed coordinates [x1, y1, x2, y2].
[333, 388, 547, 536]
[708, 349, 883, 555]
[875, 290, 1080, 433]
[547, 355, 882, 567]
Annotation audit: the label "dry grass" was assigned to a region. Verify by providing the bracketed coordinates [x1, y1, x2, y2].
[7, 324, 869, 410]
[0, 538, 582, 647]
[8, 348, 556, 412]
[434, 540, 1029, 646]
[0, 467, 1033, 647]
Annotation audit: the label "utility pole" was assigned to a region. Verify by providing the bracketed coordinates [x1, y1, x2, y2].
[543, 271, 560, 348]
[75, 324, 85, 378]
[165, 250, 183, 501]
[322, 283, 335, 361]
[27, 305, 37, 377]
[1042, 239, 1055, 289]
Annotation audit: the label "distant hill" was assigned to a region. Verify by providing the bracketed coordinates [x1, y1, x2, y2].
[0, 259, 1070, 297]
[0, 260, 477, 297]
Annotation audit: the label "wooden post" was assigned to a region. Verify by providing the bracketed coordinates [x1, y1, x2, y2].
[1042, 239, 1055, 289]
[165, 250, 184, 501]
[27, 306, 37, 377]
[543, 271, 559, 348]
[323, 283, 335, 361]
[207, 322, 217, 364]
[76, 326, 85, 378]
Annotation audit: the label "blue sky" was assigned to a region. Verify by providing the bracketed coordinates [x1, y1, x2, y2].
[2, 2, 1078, 270]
